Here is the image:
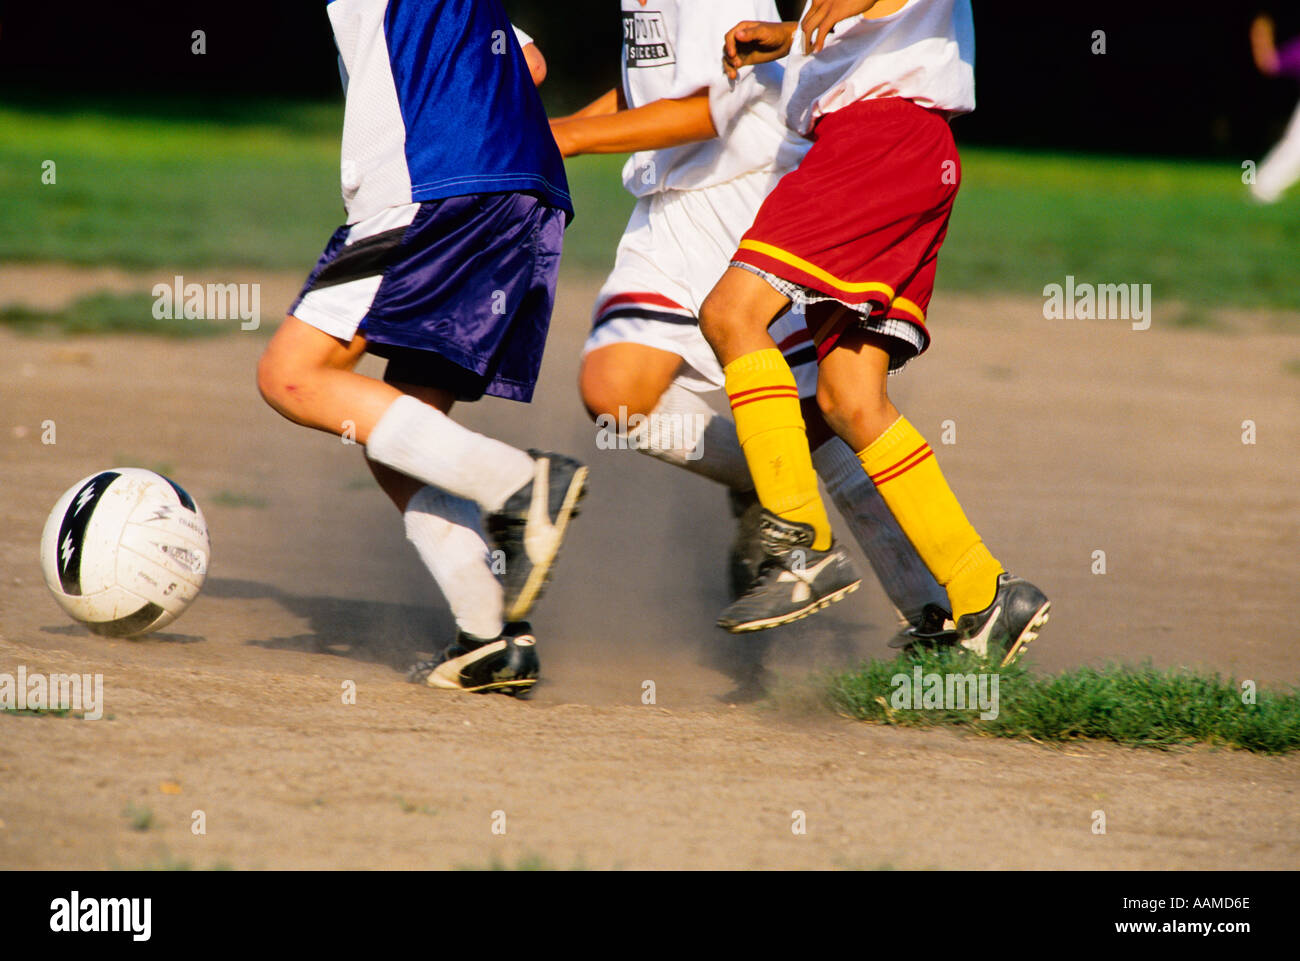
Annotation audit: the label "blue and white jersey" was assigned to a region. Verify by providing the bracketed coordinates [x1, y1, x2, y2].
[328, 0, 572, 224]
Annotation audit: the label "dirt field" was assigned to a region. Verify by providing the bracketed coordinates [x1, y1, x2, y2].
[1, 265, 1297, 870]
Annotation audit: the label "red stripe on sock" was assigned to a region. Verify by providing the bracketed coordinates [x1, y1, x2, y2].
[730, 390, 800, 411]
[872, 448, 934, 486]
[868, 443, 930, 481]
[729, 384, 800, 401]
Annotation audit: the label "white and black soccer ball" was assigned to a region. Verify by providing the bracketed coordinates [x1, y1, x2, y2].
[39, 468, 211, 637]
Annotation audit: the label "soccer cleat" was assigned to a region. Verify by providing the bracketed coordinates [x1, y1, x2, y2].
[485, 450, 588, 622]
[727, 488, 765, 600]
[955, 572, 1051, 667]
[888, 602, 960, 652]
[717, 510, 861, 633]
[407, 622, 539, 695]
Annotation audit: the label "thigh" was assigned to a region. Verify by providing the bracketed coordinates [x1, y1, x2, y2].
[263, 314, 370, 375]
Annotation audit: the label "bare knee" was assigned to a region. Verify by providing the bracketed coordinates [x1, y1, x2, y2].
[256, 346, 298, 413]
[697, 291, 727, 349]
[579, 357, 660, 422]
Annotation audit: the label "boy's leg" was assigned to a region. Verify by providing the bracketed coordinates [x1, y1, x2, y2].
[361, 383, 506, 644]
[581, 340, 761, 597]
[698, 268, 859, 631]
[698, 267, 834, 547]
[259, 316, 587, 624]
[815, 326, 1049, 664]
[774, 309, 950, 630]
[580, 342, 751, 490]
[258, 316, 534, 513]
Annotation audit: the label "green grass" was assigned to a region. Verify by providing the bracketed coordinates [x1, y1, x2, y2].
[945, 149, 1300, 311]
[112, 456, 177, 476]
[823, 648, 1300, 754]
[112, 845, 234, 871]
[0, 292, 229, 337]
[122, 802, 155, 832]
[209, 490, 269, 509]
[0, 99, 342, 270]
[3, 97, 1299, 311]
[455, 853, 593, 871]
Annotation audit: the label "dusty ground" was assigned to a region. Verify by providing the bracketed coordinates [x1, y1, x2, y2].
[0, 265, 1297, 870]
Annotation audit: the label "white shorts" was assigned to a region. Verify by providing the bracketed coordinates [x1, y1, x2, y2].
[582, 170, 818, 399]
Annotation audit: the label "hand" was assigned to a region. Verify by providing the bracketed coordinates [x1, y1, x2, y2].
[722, 21, 797, 79]
[801, 0, 885, 54]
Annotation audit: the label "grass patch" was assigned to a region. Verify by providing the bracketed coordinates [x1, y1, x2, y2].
[4, 97, 1300, 311]
[2, 707, 77, 719]
[1170, 305, 1230, 330]
[209, 490, 269, 509]
[394, 796, 439, 816]
[823, 647, 1300, 754]
[1284, 359, 1300, 377]
[122, 802, 155, 832]
[456, 853, 592, 871]
[112, 845, 234, 871]
[112, 456, 176, 476]
[0, 292, 228, 338]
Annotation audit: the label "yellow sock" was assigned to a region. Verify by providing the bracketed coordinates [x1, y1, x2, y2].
[724, 349, 832, 550]
[857, 416, 1003, 620]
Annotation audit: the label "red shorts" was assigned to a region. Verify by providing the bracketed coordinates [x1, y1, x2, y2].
[732, 97, 960, 368]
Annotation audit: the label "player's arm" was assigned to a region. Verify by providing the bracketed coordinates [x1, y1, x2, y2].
[512, 26, 547, 86]
[522, 42, 547, 85]
[1251, 14, 1279, 76]
[552, 87, 628, 125]
[550, 91, 717, 157]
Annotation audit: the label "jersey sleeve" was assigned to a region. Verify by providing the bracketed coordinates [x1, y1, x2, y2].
[512, 24, 534, 49]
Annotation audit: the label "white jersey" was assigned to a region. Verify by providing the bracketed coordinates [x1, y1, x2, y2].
[780, 0, 975, 137]
[620, 0, 808, 197]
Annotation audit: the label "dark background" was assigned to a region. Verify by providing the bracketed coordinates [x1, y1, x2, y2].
[2, 1, 1299, 158]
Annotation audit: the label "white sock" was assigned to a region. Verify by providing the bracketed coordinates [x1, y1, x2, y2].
[367, 395, 535, 513]
[625, 382, 753, 491]
[404, 486, 504, 640]
[812, 437, 949, 626]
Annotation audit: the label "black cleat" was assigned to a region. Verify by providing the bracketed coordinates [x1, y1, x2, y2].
[485, 450, 588, 622]
[717, 510, 860, 633]
[888, 602, 960, 652]
[955, 573, 1050, 667]
[407, 622, 539, 695]
[727, 488, 765, 600]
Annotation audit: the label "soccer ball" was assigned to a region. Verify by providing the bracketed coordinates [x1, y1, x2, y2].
[39, 468, 211, 637]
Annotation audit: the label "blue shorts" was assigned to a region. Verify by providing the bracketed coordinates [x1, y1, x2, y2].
[291, 193, 566, 402]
